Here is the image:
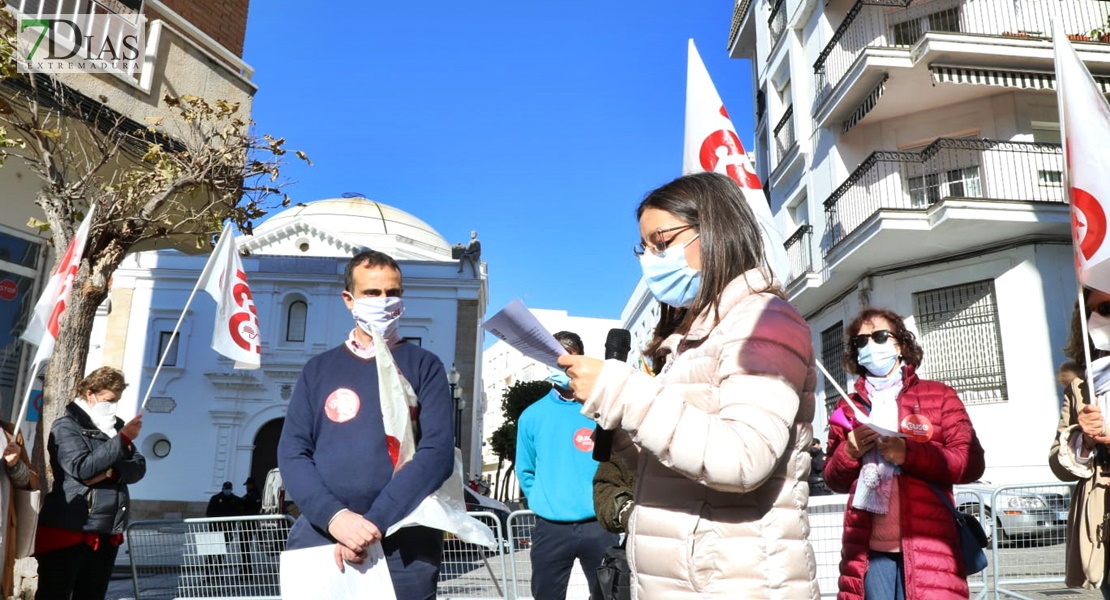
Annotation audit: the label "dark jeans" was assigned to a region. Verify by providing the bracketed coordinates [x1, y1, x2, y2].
[864, 551, 905, 600]
[35, 542, 120, 600]
[530, 517, 619, 600]
[382, 525, 443, 600]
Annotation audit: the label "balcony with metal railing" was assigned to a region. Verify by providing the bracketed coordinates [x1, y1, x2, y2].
[773, 105, 796, 162]
[784, 224, 814, 288]
[820, 138, 1069, 272]
[769, 0, 788, 50]
[812, 0, 1110, 124]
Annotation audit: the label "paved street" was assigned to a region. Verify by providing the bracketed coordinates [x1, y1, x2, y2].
[103, 534, 1107, 600]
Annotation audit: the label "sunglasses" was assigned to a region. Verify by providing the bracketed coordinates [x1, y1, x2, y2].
[850, 330, 897, 349]
[1092, 302, 1110, 317]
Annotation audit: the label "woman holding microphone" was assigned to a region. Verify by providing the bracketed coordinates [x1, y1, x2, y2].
[560, 172, 819, 599]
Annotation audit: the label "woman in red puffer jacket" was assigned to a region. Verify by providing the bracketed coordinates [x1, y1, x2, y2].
[824, 307, 985, 600]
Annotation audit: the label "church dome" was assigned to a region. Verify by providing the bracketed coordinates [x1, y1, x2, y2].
[247, 197, 453, 260]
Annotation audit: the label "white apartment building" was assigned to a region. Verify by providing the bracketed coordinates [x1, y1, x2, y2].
[724, 0, 1110, 483]
[480, 309, 619, 498]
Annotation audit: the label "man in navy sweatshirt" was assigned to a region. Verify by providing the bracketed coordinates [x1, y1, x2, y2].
[517, 331, 619, 600]
[278, 250, 454, 599]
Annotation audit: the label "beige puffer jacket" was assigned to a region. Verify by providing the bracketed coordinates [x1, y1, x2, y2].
[584, 270, 819, 599]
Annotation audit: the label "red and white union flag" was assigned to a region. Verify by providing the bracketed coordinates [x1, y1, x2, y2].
[21, 205, 96, 364]
[683, 39, 791, 283]
[196, 224, 261, 369]
[1055, 24, 1110, 292]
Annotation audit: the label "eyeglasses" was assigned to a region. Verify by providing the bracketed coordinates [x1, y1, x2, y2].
[1093, 302, 1110, 317]
[633, 224, 695, 257]
[850, 330, 897, 349]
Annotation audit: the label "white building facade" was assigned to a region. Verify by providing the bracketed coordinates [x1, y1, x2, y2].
[480, 309, 619, 499]
[88, 197, 488, 518]
[721, 0, 1110, 483]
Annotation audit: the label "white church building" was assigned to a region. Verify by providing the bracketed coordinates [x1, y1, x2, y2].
[87, 197, 488, 518]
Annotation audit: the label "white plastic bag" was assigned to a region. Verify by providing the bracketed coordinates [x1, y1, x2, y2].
[372, 327, 496, 548]
[386, 449, 497, 548]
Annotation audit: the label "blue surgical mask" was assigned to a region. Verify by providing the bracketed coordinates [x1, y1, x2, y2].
[858, 340, 900, 377]
[549, 368, 571, 390]
[639, 234, 701, 308]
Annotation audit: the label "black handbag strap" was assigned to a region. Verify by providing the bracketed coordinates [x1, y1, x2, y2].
[928, 482, 962, 519]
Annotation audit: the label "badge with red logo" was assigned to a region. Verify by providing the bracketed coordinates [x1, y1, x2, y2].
[325, 388, 361, 423]
[573, 427, 595, 452]
[900, 413, 933, 443]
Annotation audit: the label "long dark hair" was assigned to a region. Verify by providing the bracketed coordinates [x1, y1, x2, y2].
[639, 172, 777, 365]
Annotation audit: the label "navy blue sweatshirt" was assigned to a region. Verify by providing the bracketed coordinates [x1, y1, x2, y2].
[278, 342, 455, 549]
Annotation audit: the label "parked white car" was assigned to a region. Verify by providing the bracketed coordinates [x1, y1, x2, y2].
[955, 482, 1069, 545]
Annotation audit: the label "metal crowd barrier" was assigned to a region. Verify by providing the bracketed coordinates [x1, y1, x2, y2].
[124, 485, 1075, 600]
[506, 510, 593, 600]
[126, 514, 293, 600]
[438, 511, 508, 599]
[986, 482, 1072, 600]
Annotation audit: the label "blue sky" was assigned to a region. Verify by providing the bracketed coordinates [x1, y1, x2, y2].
[243, 1, 755, 339]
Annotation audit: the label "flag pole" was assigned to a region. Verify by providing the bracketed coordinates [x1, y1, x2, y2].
[10, 355, 46, 437]
[137, 274, 206, 413]
[138, 225, 228, 413]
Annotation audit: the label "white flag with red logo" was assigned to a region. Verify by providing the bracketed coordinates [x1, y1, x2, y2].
[683, 39, 791, 283]
[20, 205, 96, 364]
[1055, 25, 1110, 292]
[196, 224, 261, 369]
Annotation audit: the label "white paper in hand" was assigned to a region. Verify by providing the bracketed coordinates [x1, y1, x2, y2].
[280, 543, 395, 600]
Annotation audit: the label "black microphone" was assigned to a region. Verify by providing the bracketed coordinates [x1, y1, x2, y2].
[593, 328, 631, 462]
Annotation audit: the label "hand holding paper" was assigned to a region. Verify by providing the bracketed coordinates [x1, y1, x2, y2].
[482, 300, 566, 368]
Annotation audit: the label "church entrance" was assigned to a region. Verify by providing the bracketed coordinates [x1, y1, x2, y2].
[250, 418, 284, 489]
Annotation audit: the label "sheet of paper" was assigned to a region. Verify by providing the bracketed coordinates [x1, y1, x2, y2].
[481, 299, 566, 368]
[843, 400, 907, 438]
[280, 543, 395, 600]
[193, 532, 227, 556]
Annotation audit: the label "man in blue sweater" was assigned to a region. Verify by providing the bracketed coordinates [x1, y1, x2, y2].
[517, 331, 619, 600]
[278, 250, 454, 599]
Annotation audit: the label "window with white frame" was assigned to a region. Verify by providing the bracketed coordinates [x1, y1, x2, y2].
[913, 279, 1007, 404]
[1032, 122, 1063, 187]
[820, 322, 846, 413]
[286, 300, 307, 342]
[907, 166, 981, 207]
[788, 193, 809, 231]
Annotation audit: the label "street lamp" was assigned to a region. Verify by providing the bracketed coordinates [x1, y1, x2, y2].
[447, 364, 461, 447]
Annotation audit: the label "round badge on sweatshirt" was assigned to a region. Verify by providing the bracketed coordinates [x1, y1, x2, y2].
[325, 388, 361, 423]
[573, 427, 595, 452]
[900, 413, 933, 443]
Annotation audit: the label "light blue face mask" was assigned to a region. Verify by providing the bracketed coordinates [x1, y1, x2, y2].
[549, 368, 571, 390]
[858, 339, 900, 377]
[639, 234, 701, 308]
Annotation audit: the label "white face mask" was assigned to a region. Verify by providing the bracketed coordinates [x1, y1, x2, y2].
[1089, 312, 1110, 350]
[352, 296, 405, 339]
[90, 400, 118, 421]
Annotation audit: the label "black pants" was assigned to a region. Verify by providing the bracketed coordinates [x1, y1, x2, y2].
[35, 542, 119, 600]
[382, 526, 443, 600]
[530, 517, 619, 600]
